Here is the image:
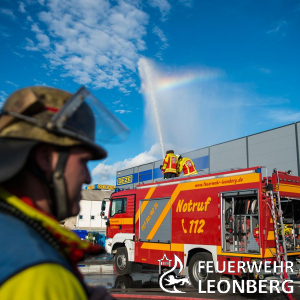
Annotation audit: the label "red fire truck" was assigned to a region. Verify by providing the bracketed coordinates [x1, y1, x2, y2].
[103, 166, 300, 288]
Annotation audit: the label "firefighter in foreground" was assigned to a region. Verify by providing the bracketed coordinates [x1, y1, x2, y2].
[176, 155, 197, 176]
[0, 86, 128, 300]
[161, 150, 178, 179]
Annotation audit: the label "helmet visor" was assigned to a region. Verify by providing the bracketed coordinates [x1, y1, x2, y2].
[50, 86, 129, 144]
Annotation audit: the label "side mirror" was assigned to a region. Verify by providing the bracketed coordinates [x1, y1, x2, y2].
[101, 201, 106, 212]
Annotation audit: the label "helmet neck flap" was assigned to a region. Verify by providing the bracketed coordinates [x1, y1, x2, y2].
[26, 147, 70, 221]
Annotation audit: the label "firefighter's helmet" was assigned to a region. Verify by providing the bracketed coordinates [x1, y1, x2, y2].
[0, 86, 129, 220]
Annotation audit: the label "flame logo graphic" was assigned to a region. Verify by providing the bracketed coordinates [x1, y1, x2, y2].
[159, 254, 190, 293]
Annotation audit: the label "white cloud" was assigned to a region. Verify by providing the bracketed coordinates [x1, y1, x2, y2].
[23, 0, 149, 93]
[21, 0, 192, 93]
[19, 2, 26, 13]
[25, 37, 34, 46]
[113, 100, 121, 104]
[115, 109, 132, 114]
[0, 8, 16, 20]
[153, 26, 168, 49]
[153, 26, 167, 43]
[259, 68, 271, 74]
[6, 81, 19, 87]
[25, 23, 50, 51]
[0, 91, 8, 108]
[33, 78, 47, 86]
[267, 109, 300, 124]
[91, 142, 190, 184]
[178, 0, 193, 7]
[92, 143, 160, 184]
[153, 26, 168, 59]
[266, 20, 287, 34]
[13, 51, 24, 57]
[148, 0, 171, 21]
[1, 32, 10, 38]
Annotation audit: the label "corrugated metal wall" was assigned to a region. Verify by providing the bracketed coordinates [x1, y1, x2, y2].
[210, 138, 247, 173]
[116, 122, 300, 189]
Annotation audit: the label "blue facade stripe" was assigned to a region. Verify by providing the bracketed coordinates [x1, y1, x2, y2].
[116, 155, 209, 186]
[193, 155, 209, 171]
[153, 168, 163, 180]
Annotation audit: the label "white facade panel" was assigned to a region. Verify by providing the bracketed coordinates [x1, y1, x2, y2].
[248, 125, 298, 175]
[77, 200, 110, 229]
[210, 138, 247, 172]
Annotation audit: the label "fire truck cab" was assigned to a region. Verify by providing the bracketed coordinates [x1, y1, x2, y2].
[104, 166, 300, 288]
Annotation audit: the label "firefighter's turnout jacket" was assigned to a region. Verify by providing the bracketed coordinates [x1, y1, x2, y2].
[0, 187, 104, 300]
[162, 153, 178, 174]
[177, 157, 197, 176]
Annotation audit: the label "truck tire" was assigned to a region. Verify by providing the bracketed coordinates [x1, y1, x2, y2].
[115, 247, 132, 275]
[188, 252, 219, 290]
[114, 275, 134, 289]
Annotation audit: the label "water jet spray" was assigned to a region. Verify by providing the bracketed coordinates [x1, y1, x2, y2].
[139, 58, 165, 158]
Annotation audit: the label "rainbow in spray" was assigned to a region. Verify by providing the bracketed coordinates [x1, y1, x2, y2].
[156, 69, 223, 91]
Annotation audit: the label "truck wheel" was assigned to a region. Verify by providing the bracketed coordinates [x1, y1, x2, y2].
[115, 247, 132, 275]
[114, 275, 134, 289]
[188, 252, 219, 290]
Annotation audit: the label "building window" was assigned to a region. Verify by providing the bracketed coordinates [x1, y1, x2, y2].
[91, 216, 95, 220]
[79, 215, 83, 219]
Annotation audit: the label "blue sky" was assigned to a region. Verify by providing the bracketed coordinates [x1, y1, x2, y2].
[0, 0, 299, 185]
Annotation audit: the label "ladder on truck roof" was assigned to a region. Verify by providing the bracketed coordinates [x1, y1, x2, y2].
[267, 175, 294, 299]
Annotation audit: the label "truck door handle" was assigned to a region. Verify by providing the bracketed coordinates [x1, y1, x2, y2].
[119, 225, 122, 230]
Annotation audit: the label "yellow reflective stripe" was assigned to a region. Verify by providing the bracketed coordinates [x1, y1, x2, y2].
[140, 242, 184, 252]
[287, 251, 300, 256]
[264, 249, 300, 257]
[0, 187, 89, 249]
[163, 154, 177, 173]
[217, 246, 263, 257]
[135, 187, 156, 223]
[184, 170, 197, 176]
[267, 231, 275, 240]
[146, 185, 181, 240]
[264, 248, 276, 258]
[179, 160, 183, 173]
[141, 243, 170, 251]
[0, 264, 87, 300]
[110, 218, 133, 225]
[278, 184, 300, 194]
[171, 243, 184, 252]
[218, 245, 300, 258]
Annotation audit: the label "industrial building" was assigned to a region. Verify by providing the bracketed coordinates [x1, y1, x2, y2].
[63, 189, 112, 231]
